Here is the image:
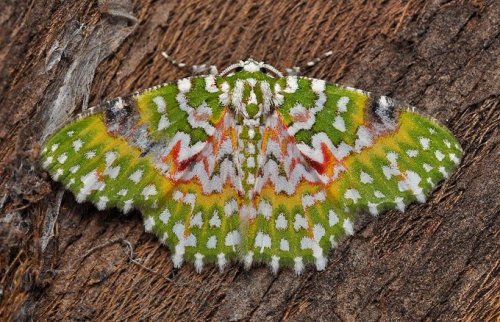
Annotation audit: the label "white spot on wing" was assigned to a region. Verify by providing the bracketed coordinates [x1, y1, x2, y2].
[435, 150, 445, 161]
[153, 96, 166, 113]
[190, 212, 203, 228]
[439, 166, 449, 178]
[254, 231, 271, 253]
[449, 153, 460, 164]
[209, 211, 221, 228]
[293, 214, 308, 231]
[77, 170, 105, 202]
[85, 150, 96, 159]
[172, 190, 183, 201]
[144, 217, 155, 232]
[395, 197, 406, 212]
[337, 96, 349, 112]
[204, 75, 218, 93]
[217, 253, 226, 271]
[368, 202, 379, 215]
[354, 126, 373, 151]
[129, 169, 143, 183]
[258, 200, 272, 220]
[123, 199, 133, 213]
[332, 116, 346, 132]
[328, 210, 339, 226]
[177, 78, 191, 93]
[398, 170, 425, 202]
[423, 163, 433, 172]
[311, 79, 325, 93]
[382, 165, 400, 179]
[73, 139, 83, 152]
[344, 188, 361, 203]
[194, 253, 204, 273]
[271, 256, 280, 274]
[387, 152, 399, 164]
[105, 151, 118, 166]
[294, 257, 304, 275]
[360, 171, 373, 184]
[419, 137, 430, 150]
[284, 76, 298, 93]
[280, 239, 289, 251]
[407, 149, 419, 157]
[275, 213, 288, 230]
[158, 115, 170, 131]
[207, 236, 217, 249]
[43, 156, 53, 168]
[103, 165, 120, 179]
[141, 184, 157, 199]
[159, 208, 171, 224]
[224, 199, 238, 216]
[57, 153, 68, 164]
[225, 230, 241, 248]
[53, 168, 64, 180]
[244, 251, 254, 270]
[313, 223, 326, 241]
[97, 196, 109, 210]
[343, 219, 354, 235]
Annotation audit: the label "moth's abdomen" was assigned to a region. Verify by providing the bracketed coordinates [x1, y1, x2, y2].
[237, 124, 261, 198]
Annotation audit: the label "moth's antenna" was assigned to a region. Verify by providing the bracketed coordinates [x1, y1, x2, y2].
[161, 52, 219, 75]
[285, 50, 334, 76]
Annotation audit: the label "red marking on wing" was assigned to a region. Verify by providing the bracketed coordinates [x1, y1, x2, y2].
[96, 170, 105, 182]
[178, 155, 197, 172]
[293, 110, 311, 123]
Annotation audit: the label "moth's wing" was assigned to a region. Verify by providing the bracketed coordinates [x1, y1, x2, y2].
[149, 110, 244, 272]
[41, 75, 240, 271]
[247, 76, 462, 273]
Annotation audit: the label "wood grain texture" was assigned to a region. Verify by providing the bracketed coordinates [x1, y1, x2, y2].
[0, 0, 498, 321]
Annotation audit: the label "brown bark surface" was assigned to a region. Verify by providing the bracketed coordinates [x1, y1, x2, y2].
[0, 1, 498, 321]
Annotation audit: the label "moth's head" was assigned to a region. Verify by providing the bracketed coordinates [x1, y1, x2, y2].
[220, 59, 283, 79]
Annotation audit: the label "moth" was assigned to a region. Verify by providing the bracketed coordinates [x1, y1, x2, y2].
[41, 58, 462, 274]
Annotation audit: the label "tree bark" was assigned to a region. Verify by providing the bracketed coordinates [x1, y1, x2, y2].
[0, 1, 498, 321]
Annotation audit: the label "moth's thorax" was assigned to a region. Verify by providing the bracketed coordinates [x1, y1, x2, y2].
[226, 77, 274, 122]
[219, 60, 284, 126]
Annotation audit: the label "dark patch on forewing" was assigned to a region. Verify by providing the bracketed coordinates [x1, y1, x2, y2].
[368, 95, 399, 129]
[104, 96, 140, 137]
[103, 96, 173, 174]
[104, 96, 156, 155]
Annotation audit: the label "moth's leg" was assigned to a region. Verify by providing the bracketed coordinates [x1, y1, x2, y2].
[161, 52, 218, 75]
[285, 50, 334, 76]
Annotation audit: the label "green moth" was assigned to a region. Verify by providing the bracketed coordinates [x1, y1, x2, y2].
[41, 59, 462, 274]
